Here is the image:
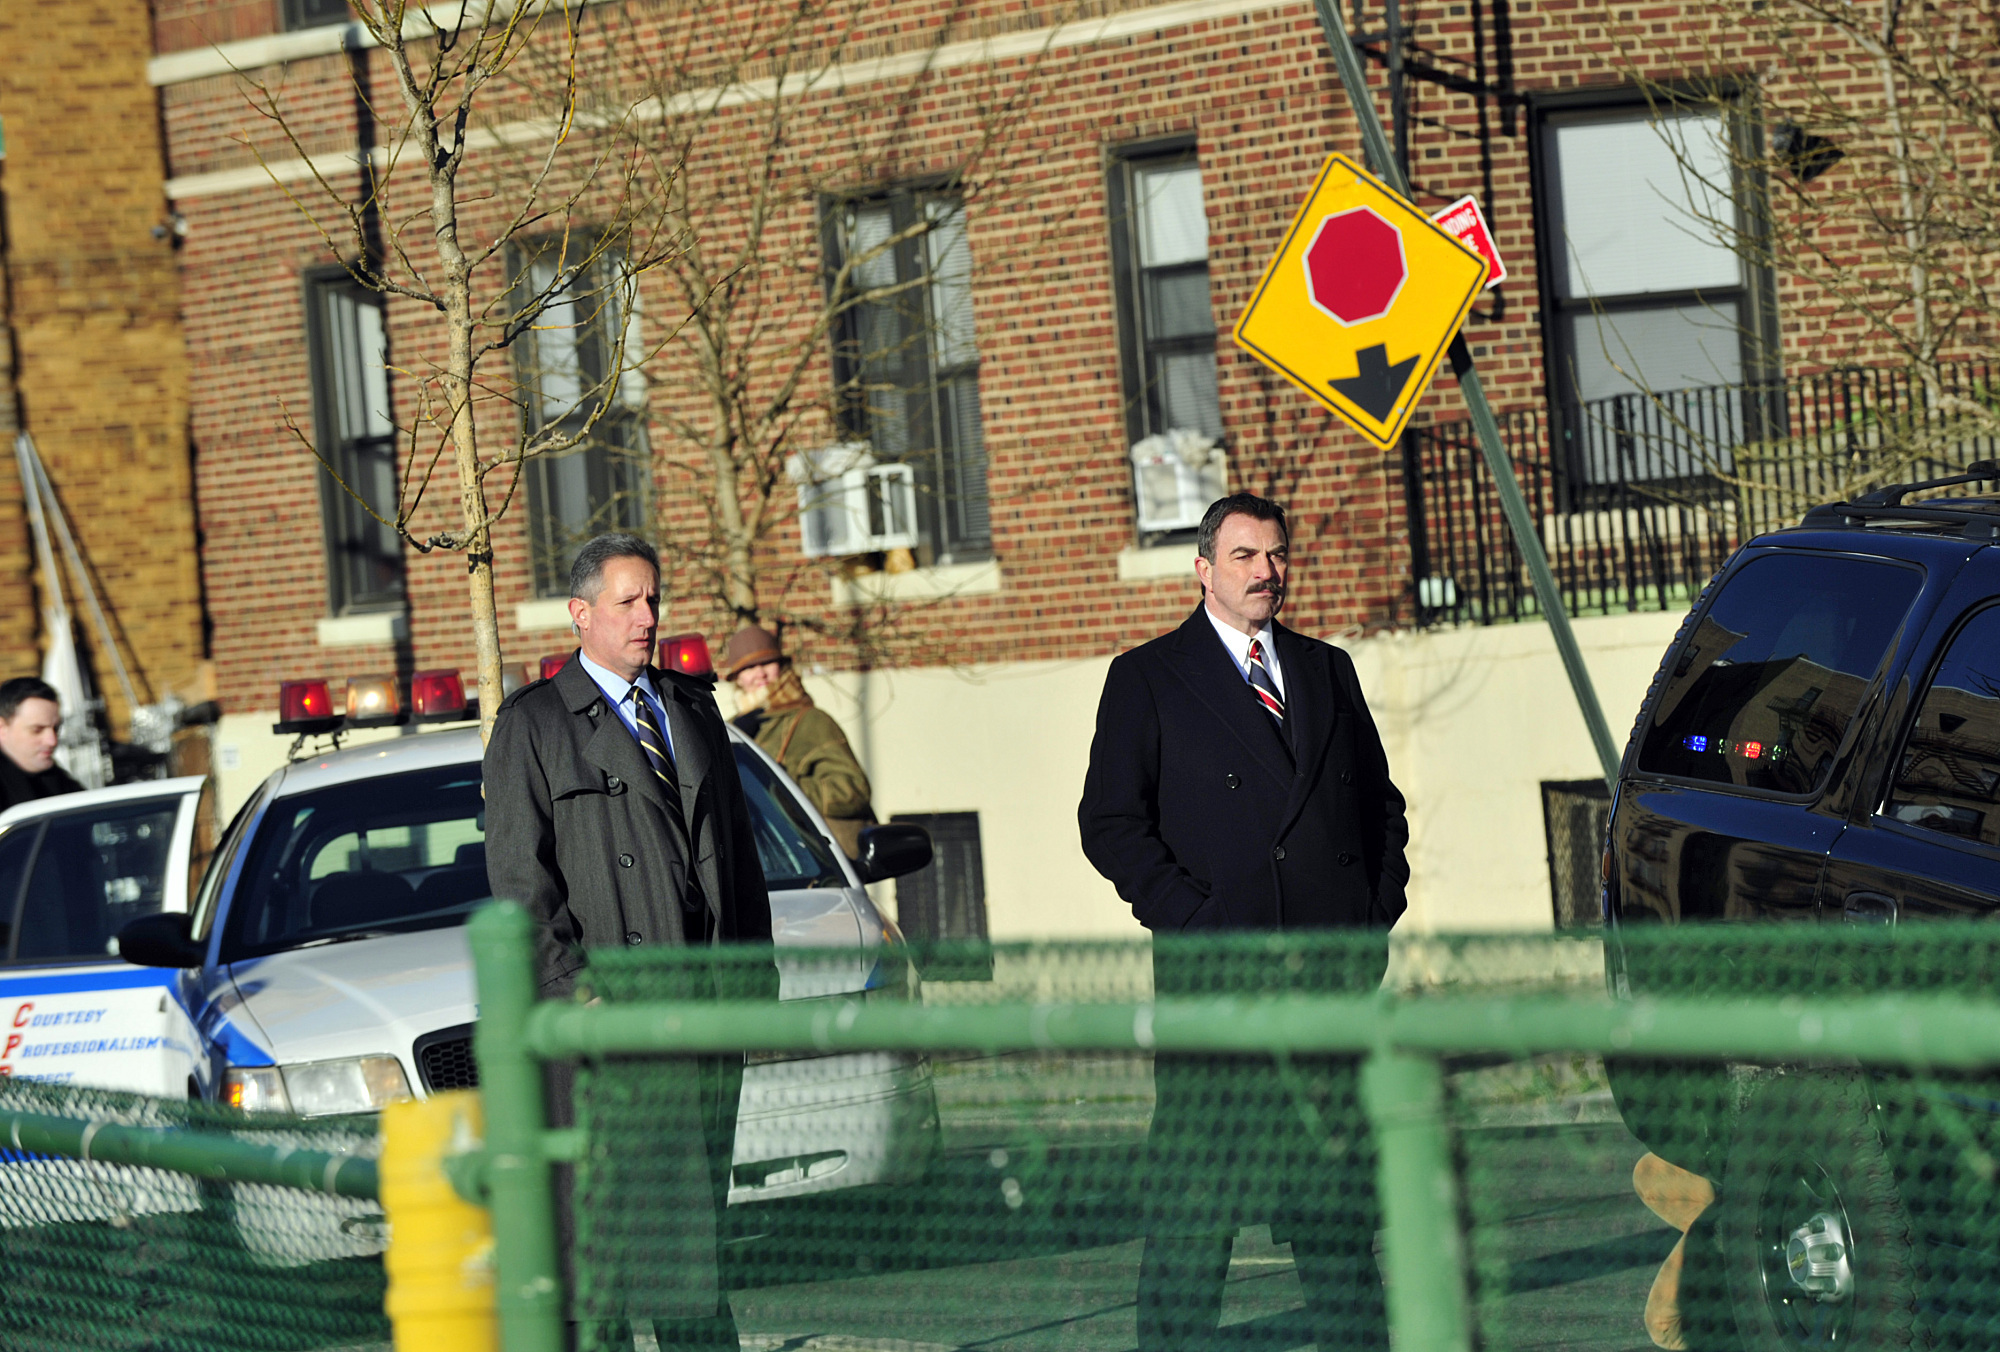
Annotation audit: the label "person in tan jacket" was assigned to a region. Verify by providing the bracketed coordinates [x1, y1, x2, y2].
[720, 625, 877, 858]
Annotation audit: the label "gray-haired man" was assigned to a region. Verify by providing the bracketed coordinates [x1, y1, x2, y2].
[483, 532, 771, 1348]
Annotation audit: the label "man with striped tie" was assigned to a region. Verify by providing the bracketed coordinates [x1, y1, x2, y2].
[485, 532, 772, 1351]
[1079, 492, 1409, 1352]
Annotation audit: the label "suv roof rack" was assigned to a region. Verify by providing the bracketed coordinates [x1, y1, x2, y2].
[1799, 460, 2000, 537]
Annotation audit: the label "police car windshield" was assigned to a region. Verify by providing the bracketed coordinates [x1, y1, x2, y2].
[219, 749, 844, 960]
[219, 765, 488, 962]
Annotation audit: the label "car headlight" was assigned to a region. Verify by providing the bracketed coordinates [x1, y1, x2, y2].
[223, 1056, 412, 1117]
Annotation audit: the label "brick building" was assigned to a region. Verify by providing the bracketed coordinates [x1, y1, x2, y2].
[144, 0, 1971, 937]
[0, 0, 207, 750]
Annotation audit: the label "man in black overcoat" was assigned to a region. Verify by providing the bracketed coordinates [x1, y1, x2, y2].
[1078, 493, 1409, 1351]
[485, 532, 772, 1351]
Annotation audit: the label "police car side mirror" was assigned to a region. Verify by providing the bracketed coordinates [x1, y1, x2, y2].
[118, 912, 204, 968]
[855, 823, 933, 884]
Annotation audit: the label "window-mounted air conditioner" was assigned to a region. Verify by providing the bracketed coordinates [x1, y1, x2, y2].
[1131, 428, 1227, 533]
[790, 443, 921, 558]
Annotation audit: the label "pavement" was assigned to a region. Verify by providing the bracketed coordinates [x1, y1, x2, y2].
[695, 1055, 1676, 1352]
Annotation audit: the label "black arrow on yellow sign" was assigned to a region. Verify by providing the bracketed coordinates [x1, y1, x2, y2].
[1330, 344, 1419, 422]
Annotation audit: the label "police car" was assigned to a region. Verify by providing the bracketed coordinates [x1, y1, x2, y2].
[7, 655, 939, 1218]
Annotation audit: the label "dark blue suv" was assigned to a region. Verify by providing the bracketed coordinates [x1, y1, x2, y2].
[1605, 463, 2000, 1352]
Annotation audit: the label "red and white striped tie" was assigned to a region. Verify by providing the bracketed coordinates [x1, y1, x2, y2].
[1247, 639, 1285, 723]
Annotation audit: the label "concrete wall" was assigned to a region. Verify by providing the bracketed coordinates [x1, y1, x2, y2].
[211, 608, 1685, 937]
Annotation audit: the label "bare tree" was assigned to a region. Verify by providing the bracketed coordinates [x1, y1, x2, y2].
[521, 0, 1066, 659]
[1598, 0, 2000, 518]
[243, 0, 684, 738]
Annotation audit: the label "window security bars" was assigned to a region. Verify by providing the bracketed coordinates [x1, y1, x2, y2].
[1404, 360, 2000, 627]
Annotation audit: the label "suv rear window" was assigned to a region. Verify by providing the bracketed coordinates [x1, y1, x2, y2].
[1639, 553, 1924, 792]
[1886, 605, 2000, 846]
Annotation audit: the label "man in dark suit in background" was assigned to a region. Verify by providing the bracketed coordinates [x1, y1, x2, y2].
[0, 677, 80, 812]
[485, 532, 772, 1350]
[1078, 493, 1409, 1351]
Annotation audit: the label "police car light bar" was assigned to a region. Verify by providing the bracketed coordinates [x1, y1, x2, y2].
[660, 632, 714, 680]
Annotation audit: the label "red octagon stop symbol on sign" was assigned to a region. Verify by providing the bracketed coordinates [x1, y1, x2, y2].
[1302, 207, 1408, 326]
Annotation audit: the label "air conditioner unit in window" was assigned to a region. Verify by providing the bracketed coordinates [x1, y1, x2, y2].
[790, 443, 921, 558]
[1131, 429, 1227, 533]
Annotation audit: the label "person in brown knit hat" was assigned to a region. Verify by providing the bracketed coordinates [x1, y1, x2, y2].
[720, 624, 877, 858]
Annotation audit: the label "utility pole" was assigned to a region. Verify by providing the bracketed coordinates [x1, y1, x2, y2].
[1311, 0, 1622, 788]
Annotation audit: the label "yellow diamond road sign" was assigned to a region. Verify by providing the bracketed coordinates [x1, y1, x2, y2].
[1233, 153, 1489, 450]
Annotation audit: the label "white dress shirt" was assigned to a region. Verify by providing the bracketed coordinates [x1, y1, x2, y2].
[576, 650, 676, 762]
[1203, 606, 1286, 700]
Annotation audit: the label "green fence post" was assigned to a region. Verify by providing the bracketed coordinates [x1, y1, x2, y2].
[468, 902, 565, 1352]
[1361, 1047, 1469, 1352]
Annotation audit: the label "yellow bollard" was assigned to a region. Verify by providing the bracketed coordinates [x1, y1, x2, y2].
[381, 1089, 498, 1351]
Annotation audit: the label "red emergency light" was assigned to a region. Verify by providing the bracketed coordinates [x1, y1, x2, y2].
[274, 679, 342, 736]
[411, 670, 469, 722]
[659, 632, 714, 680]
[540, 651, 576, 681]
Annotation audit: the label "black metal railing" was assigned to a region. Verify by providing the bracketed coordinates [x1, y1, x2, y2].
[1404, 359, 2000, 626]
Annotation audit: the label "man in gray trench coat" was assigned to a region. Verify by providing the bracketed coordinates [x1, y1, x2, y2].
[485, 532, 773, 1350]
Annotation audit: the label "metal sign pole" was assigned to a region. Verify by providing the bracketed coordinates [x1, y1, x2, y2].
[1310, 0, 1622, 787]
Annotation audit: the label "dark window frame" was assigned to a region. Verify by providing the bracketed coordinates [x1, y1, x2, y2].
[303, 267, 406, 615]
[1880, 602, 2000, 857]
[507, 235, 652, 599]
[890, 810, 991, 981]
[822, 186, 992, 566]
[1529, 85, 1780, 491]
[278, 0, 350, 32]
[1105, 136, 1225, 545]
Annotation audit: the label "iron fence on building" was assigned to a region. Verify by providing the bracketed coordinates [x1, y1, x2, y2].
[1404, 360, 2000, 626]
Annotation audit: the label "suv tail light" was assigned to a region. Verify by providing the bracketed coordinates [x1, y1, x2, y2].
[411, 670, 468, 721]
[540, 652, 575, 681]
[660, 633, 714, 679]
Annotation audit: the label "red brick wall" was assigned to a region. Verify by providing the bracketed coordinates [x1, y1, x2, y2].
[159, 0, 1971, 717]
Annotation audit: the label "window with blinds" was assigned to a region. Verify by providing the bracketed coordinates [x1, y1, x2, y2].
[825, 192, 991, 564]
[304, 271, 405, 614]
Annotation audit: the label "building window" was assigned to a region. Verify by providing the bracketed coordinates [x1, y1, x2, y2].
[1541, 779, 1610, 929]
[511, 239, 650, 598]
[826, 192, 990, 564]
[1108, 147, 1226, 539]
[1538, 102, 1769, 482]
[279, 0, 349, 31]
[891, 811, 991, 981]
[305, 271, 405, 614]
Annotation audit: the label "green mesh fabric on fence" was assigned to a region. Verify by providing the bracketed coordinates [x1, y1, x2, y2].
[542, 925, 2000, 1352]
[0, 1078, 389, 1352]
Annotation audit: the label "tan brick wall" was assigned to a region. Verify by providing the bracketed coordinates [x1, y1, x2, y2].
[0, 0, 204, 728]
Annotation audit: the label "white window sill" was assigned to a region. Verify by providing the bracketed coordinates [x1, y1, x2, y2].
[832, 559, 1003, 606]
[316, 612, 407, 647]
[515, 598, 575, 632]
[1117, 545, 1199, 583]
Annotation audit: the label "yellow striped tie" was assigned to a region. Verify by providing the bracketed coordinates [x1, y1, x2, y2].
[630, 688, 675, 783]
